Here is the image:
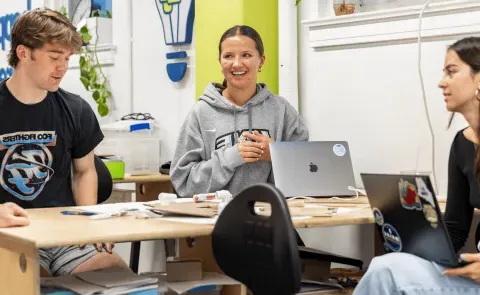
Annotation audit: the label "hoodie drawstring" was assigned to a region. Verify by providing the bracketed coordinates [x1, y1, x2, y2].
[248, 105, 252, 134]
[233, 105, 252, 143]
[234, 108, 238, 143]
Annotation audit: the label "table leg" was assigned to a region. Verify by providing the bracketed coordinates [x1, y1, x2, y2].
[178, 236, 246, 295]
[130, 241, 141, 274]
[136, 181, 174, 202]
[0, 236, 39, 295]
[130, 181, 175, 274]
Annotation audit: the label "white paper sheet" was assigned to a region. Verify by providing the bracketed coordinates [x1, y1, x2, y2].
[75, 202, 148, 214]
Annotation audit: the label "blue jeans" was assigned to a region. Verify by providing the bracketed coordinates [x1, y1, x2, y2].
[353, 252, 480, 294]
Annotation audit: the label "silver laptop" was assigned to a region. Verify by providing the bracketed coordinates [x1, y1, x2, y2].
[270, 141, 356, 197]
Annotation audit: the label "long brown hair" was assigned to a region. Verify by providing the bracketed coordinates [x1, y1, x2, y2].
[447, 37, 480, 180]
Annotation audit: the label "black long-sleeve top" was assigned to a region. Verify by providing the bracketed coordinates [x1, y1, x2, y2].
[445, 129, 480, 253]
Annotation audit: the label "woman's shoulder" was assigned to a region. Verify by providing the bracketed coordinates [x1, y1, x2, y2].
[450, 127, 475, 162]
[452, 127, 476, 149]
[260, 88, 294, 109]
[461, 127, 478, 144]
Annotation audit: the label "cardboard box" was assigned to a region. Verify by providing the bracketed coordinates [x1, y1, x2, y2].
[301, 258, 331, 282]
[166, 258, 203, 282]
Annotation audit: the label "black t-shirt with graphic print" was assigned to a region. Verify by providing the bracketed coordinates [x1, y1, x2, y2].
[0, 80, 104, 208]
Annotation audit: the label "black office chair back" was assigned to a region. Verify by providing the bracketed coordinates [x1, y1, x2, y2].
[212, 183, 301, 295]
[94, 155, 112, 204]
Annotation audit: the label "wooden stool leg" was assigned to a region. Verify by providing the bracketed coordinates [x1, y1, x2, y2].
[0, 237, 39, 295]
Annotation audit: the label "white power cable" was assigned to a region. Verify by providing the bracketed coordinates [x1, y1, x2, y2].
[417, 0, 439, 194]
[330, 186, 366, 201]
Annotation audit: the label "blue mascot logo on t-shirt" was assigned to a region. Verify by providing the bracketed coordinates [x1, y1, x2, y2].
[0, 131, 55, 201]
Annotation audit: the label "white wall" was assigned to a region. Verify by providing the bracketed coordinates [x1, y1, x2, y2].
[298, 0, 476, 198]
[131, 0, 195, 165]
[296, 0, 477, 266]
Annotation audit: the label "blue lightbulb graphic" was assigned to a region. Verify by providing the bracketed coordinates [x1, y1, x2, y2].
[155, 0, 195, 82]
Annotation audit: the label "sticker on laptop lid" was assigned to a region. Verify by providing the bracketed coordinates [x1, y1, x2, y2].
[422, 204, 438, 228]
[414, 177, 439, 228]
[382, 223, 402, 252]
[398, 179, 423, 211]
[415, 177, 436, 208]
[372, 208, 384, 226]
[333, 144, 346, 157]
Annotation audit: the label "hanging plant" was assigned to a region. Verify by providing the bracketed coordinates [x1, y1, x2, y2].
[78, 13, 111, 117]
[58, 6, 112, 117]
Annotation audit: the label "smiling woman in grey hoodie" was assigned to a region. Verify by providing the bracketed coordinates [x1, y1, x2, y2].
[170, 25, 309, 198]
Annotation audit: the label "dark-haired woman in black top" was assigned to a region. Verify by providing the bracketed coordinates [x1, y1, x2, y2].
[354, 37, 480, 294]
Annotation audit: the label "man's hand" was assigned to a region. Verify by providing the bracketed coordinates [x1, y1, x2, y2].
[243, 131, 274, 162]
[0, 202, 29, 228]
[80, 242, 115, 254]
[444, 253, 480, 282]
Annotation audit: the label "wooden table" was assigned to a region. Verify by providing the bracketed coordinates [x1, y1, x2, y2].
[0, 194, 452, 295]
[0, 199, 377, 295]
[113, 174, 174, 202]
[0, 207, 244, 295]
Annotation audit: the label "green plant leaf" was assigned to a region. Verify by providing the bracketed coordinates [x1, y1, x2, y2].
[98, 103, 109, 117]
[80, 77, 90, 90]
[79, 56, 86, 68]
[92, 90, 100, 101]
[80, 26, 92, 44]
[104, 90, 112, 98]
[89, 68, 97, 85]
[295, 0, 302, 5]
[106, 10, 112, 18]
[100, 87, 112, 100]
[80, 69, 89, 79]
[80, 26, 89, 34]
[89, 67, 97, 76]
[82, 33, 92, 44]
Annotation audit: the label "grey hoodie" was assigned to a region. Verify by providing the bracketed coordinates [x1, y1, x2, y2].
[170, 83, 309, 198]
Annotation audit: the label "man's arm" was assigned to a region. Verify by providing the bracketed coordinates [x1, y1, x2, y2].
[73, 151, 115, 253]
[72, 150, 97, 206]
[0, 203, 29, 227]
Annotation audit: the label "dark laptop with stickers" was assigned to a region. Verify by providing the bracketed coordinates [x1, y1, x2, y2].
[361, 173, 467, 267]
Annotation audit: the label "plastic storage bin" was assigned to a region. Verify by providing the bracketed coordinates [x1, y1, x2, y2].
[95, 120, 161, 176]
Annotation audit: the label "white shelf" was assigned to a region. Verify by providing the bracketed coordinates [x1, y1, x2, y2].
[302, 0, 480, 50]
[69, 44, 116, 69]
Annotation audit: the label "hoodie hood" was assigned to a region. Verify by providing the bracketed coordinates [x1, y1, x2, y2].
[199, 83, 272, 142]
[199, 82, 272, 110]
